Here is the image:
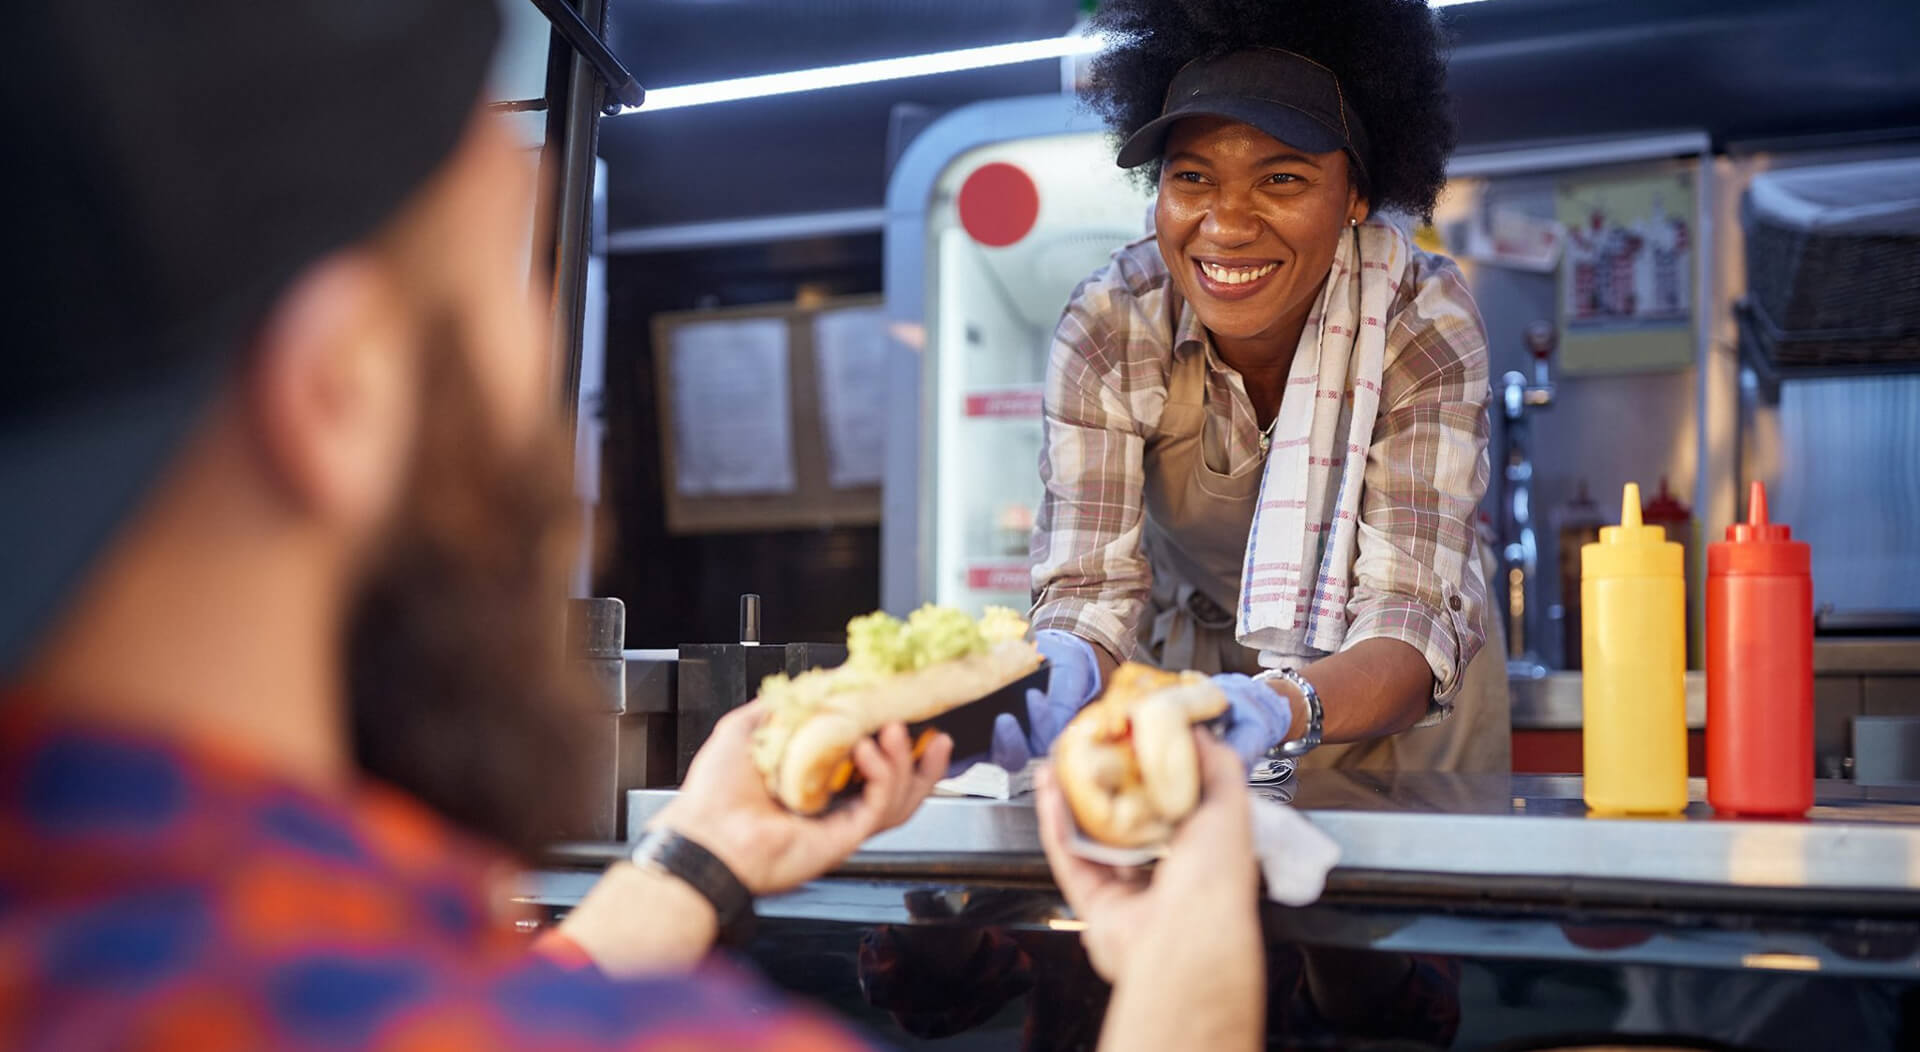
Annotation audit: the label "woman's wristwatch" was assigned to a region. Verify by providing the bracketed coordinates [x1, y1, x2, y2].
[630, 827, 757, 945]
[1255, 667, 1323, 759]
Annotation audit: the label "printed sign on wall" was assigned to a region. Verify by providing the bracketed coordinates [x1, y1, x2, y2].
[1555, 171, 1696, 374]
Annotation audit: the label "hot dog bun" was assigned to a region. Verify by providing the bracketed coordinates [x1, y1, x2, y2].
[1054, 663, 1228, 848]
[750, 606, 1042, 814]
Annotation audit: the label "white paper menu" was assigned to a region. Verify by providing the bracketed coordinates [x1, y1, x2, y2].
[669, 317, 797, 497]
[812, 306, 890, 489]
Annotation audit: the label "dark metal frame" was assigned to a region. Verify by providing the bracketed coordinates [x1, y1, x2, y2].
[526, 0, 643, 113]
[529, 0, 630, 427]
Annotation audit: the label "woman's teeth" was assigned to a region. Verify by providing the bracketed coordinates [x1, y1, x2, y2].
[1199, 261, 1279, 285]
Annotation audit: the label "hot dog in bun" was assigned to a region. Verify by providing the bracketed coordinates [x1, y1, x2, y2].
[1053, 663, 1229, 848]
[750, 605, 1042, 814]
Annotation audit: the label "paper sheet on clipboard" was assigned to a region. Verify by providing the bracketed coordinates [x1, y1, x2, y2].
[812, 307, 889, 489]
[669, 318, 796, 496]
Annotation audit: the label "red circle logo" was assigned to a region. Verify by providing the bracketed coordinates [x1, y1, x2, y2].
[957, 162, 1040, 248]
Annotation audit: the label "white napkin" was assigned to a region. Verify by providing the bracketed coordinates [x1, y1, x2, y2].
[1066, 797, 1340, 906]
[1249, 797, 1342, 906]
[934, 760, 1036, 800]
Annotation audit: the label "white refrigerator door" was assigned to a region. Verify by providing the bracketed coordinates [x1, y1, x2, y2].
[924, 132, 1151, 613]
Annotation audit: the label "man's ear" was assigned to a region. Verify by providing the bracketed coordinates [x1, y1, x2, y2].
[245, 252, 416, 536]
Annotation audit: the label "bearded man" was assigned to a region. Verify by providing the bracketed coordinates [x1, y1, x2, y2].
[0, 3, 950, 1047]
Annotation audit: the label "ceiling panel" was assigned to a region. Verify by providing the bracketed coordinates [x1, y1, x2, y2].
[601, 62, 1065, 227]
[607, 0, 1081, 86]
[594, 0, 1920, 233]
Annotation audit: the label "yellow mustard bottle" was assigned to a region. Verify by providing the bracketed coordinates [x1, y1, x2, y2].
[1581, 483, 1688, 815]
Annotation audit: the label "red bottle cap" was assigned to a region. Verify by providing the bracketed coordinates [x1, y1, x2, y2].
[1708, 482, 1810, 576]
[1640, 476, 1691, 527]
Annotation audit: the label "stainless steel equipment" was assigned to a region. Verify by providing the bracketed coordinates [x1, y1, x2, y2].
[674, 593, 846, 783]
[1854, 716, 1920, 787]
[565, 597, 629, 840]
[1499, 321, 1558, 678]
[564, 594, 847, 839]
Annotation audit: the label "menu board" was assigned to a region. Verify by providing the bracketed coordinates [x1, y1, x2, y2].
[812, 307, 889, 489]
[668, 318, 797, 497]
[653, 297, 884, 534]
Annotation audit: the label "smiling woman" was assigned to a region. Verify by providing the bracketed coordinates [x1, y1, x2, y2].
[1015, 0, 1512, 778]
[1154, 116, 1363, 386]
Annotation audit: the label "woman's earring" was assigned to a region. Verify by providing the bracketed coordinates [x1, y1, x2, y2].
[1349, 217, 1359, 228]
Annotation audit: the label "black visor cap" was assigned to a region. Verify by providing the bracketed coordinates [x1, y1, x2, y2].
[1115, 48, 1370, 177]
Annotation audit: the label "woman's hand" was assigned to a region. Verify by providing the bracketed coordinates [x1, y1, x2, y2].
[1024, 630, 1106, 754]
[947, 712, 1034, 778]
[651, 702, 953, 896]
[948, 631, 1108, 779]
[1212, 672, 1297, 766]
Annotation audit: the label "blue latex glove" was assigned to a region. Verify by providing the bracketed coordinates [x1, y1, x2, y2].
[1023, 630, 1102, 757]
[988, 712, 1032, 771]
[946, 713, 1034, 778]
[1214, 673, 1295, 767]
[946, 631, 1098, 776]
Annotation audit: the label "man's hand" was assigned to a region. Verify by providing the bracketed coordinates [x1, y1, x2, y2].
[557, 703, 952, 977]
[651, 701, 953, 896]
[1036, 732, 1265, 1051]
[1036, 731, 1258, 980]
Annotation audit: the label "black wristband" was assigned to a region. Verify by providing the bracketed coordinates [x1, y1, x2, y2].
[630, 827, 756, 946]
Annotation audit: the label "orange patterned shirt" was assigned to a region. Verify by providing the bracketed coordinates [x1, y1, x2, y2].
[0, 704, 873, 1051]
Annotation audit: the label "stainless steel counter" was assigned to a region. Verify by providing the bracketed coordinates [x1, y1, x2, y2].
[628, 772, 1920, 894]
[495, 772, 1920, 988]
[1506, 639, 1920, 731]
[1508, 671, 1706, 730]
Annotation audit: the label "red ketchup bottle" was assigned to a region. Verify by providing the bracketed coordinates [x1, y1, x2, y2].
[1706, 481, 1813, 817]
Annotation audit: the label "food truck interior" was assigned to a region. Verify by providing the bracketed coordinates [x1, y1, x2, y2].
[507, 0, 1920, 1047]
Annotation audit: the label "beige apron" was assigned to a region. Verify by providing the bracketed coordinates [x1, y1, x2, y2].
[1134, 348, 1511, 773]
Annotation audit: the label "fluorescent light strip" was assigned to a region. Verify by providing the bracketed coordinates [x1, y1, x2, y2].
[615, 35, 1103, 114]
[615, 1, 1495, 116]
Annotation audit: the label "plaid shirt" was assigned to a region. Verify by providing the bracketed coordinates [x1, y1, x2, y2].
[0, 703, 872, 1052]
[1030, 235, 1491, 707]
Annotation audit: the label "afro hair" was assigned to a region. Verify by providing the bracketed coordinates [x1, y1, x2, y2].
[1084, 0, 1457, 221]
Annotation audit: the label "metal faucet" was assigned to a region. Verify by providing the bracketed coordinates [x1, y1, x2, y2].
[1500, 322, 1556, 679]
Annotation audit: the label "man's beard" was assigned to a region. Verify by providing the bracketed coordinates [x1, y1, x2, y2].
[345, 340, 601, 860]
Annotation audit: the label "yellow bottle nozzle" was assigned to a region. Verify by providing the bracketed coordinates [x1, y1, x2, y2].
[1594, 481, 1678, 556]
